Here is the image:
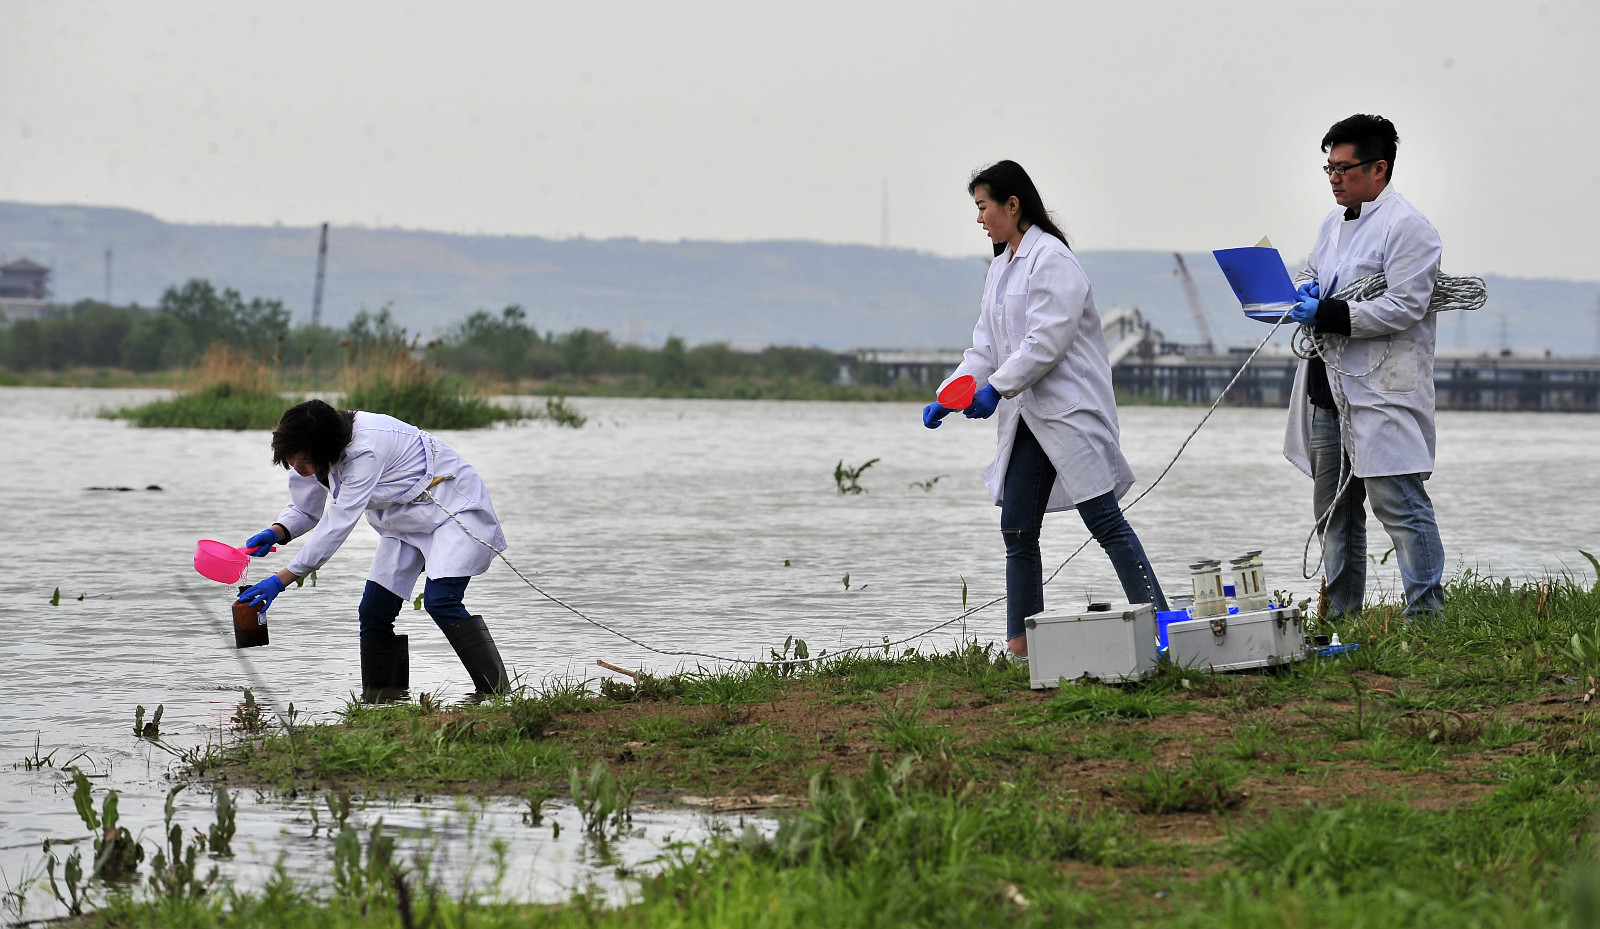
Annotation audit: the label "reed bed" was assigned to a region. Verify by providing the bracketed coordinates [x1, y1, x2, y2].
[100, 346, 297, 430]
[103, 345, 526, 431]
[337, 344, 524, 430]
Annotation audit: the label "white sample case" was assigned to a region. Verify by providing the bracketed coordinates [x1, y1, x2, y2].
[1023, 602, 1159, 689]
[1166, 605, 1306, 672]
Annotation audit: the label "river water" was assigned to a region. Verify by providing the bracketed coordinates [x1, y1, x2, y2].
[2, 387, 1597, 919]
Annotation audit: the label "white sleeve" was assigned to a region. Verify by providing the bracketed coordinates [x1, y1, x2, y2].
[986, 251, 1087, 398]
[285, 448, 383, 578]
[1347, 214, 1441, 339]
[275, 471, 328, 540]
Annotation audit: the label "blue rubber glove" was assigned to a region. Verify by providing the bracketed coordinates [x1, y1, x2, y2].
[964, 384, 1001, 419]
[238, 575, 287, 613]
[922, 402, 953, 429]
[1295, 280, 1321, 302]
[1290, 293, 1321, 326]
[245, 528, 280, 557]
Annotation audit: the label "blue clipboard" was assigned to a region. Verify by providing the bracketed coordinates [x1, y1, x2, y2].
[1213, 246, 1297, 322]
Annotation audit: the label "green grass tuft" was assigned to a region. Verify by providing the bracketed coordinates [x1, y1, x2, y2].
[103, 383, 300, 430]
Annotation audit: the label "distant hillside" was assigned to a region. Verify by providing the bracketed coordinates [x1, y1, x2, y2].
[2, 201, 1595, 353]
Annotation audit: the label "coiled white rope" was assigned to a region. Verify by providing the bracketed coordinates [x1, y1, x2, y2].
[1295, 272, 1487, 579]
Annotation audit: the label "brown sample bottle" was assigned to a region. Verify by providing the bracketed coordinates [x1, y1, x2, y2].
[233, 586, 270, 649]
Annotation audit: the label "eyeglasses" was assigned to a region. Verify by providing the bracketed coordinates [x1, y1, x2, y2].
[1323, 158, 1379, 176]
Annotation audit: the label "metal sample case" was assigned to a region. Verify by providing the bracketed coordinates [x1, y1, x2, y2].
[1166, 605, 1307, 673]
[1023, 602, 1160, 689]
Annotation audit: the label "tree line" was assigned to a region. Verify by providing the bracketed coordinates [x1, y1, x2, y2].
[0, 278, 858, 390]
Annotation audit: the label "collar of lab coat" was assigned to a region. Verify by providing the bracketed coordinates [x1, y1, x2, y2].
[1004, 223, 1046, 261]
[1348, 183, 1397, 221]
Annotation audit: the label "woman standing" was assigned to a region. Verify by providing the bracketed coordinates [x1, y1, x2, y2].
[924, 161, 1167, 656]
[237, 399, 511, 698]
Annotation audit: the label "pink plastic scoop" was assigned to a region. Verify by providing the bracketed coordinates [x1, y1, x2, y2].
[938, 375, 976, 411]
[193, 539, 277, 585]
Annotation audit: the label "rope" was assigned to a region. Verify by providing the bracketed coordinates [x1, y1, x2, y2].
[1293, 272, 1486, 579]
[412, 267, 1482, 665]
[418, 310, 1301, 668]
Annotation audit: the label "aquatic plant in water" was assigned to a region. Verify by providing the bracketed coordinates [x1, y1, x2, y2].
[540, 394, 587, 428]
[132, 704, 163, 739]
[147, 785, 221, 901]
[569, 759, 634, 839]
[833, 457, 879, 494]
[46, 768, 145, 914]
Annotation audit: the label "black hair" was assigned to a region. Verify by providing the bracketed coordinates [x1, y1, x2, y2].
[1321, 113, 1399, 183]
[967, 161, 1072, 257]
[271, 399, 356, 485]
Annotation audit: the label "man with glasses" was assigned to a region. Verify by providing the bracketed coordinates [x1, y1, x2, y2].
[1281, 113, 1446, 621]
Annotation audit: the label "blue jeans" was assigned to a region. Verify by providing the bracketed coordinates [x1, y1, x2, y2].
[358, 576, 473, 639]
[1001, 420, 1168, 640]
[1310, 406, 1445, 617]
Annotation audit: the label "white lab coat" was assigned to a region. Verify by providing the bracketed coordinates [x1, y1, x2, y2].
[275, 412, 508, 598]
[939, 225, 1135, 511]
[1284, 185, 1443, 479]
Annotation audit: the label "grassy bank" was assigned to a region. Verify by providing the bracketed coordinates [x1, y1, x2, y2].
[339, 346, 525, 430]
[99, 347, 527, 430]
[41, 569, 1600, 927]
[99, 347, 302, 430]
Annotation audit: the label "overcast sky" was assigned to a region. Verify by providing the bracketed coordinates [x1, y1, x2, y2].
[2, 0, 1597, 281]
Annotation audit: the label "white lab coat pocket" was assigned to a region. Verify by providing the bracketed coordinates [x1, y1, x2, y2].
[1027, 375, 1082, 415]
[1372, 341, 1420, 394]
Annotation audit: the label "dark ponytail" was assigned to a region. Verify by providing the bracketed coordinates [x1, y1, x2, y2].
[968, 160, 1071, 257]
[271, 399, 356, 484]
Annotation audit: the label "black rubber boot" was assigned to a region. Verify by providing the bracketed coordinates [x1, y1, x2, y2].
[359, 634, 409, 703]
[442, 615, 509, 696]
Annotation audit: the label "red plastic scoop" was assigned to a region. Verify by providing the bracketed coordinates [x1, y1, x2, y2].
[938, 375, 976, 411]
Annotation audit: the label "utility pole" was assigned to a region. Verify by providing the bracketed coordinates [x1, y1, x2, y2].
[879, 178, 889, 249]
[311, 223, 329, 326]
[1594, 295, 1600, 357]
[103, 247, 112, 304]
[1498, 314, 1510, 352]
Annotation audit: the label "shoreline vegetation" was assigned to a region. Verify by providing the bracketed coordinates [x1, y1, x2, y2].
[98, 345, 528, 431]
[0, 278, 1180, 410]
[25, 567, 1600, 927]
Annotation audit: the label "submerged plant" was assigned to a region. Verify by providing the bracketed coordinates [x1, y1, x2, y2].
[148, 785, 220, 901]
[330, 819, 397, 905]
[133, 704, 164, 740]
[229, 691, 267, 733]
[569, 759, 634, 839]
[46, 767, 145, 913]
[833, 457, 879, 495]
[541, 394, 587, 428]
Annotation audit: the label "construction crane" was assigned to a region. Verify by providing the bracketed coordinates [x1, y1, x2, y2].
[311, 223, 329, 326]
[1173, 252, 1215, 354]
